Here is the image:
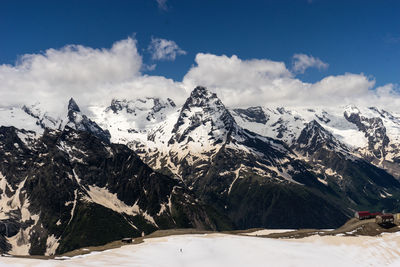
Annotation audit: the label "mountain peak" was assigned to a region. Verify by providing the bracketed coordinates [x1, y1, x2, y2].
[68, 98, 80, 113]
[66, 98, 111, 143]
[295, 119, 348, 155]
[191, 86, 213, 98]
[183, 86, 220, 109]
[299, 120, 332, 143]
[169, 86, 236, 145]
[307, 119, 322, 128]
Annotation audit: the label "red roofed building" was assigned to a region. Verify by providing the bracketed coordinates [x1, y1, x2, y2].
[355, 211, 371, 220]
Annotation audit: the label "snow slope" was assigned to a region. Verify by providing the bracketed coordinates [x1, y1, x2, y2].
[2, 233, 400, 266]
[232, 106, 369, 148]
[89, 97, 176, 144]
[232, 105, 400, 159]
[0, 107, 44, 134]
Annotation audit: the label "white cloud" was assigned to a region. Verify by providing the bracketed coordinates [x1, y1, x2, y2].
[0, 38, 399, 119]
[0, 37, 186, 116]
[183, 53, 400, 109]
[156, 0, 168, 11]
[148, 38, 187, 61]
[292, 53, 329, 74]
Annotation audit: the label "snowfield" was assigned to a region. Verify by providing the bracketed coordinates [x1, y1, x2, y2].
[2, 232, 400, 266]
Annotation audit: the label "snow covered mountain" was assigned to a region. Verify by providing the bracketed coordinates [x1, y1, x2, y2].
[128, 86, 303, 184]
[0, 97, 111, 142]
[0, 100, 228, 256]
[3, 86, 400, 254]
[232, 105, 400, 178]
[64, 98, 111, 142]
[0, 104, 59, 135]
[88, 86, 400, 229]
[89, 97, 176, 144]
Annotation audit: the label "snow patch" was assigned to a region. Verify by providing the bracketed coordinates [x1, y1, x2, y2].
[45, 234, 60, 256]
[317, 177, 328, 186]
[84, 186, 140, 216]
[84, 185, 157, 226]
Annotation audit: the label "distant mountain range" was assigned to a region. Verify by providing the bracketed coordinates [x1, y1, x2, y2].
[1, 86, 400, 255]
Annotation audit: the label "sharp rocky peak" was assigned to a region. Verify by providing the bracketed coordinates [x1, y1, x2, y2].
[306, 119, 324, 128]
[295, 120, 348, 155]
[170, 86, 236, 144]
[68, 98, 81, 113]
[190, 85, 213, 98]
[179, 86, 231, 116]
[184, 86, 222, 108]
[66, 98, 111, 143]
[299, 120, 334, 143]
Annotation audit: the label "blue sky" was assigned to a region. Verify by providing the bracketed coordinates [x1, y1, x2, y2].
[1, 0, 400, 85]
[1, 0, 400, 113]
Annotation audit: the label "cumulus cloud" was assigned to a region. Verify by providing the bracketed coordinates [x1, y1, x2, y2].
[1, 37, 399, 118]
[292, 53, 329, 74]
[0, 37, 186, 116]
[183, 53, 400, 109]
[148, 38, 187, 61]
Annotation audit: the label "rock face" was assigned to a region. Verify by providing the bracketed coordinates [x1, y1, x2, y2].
[0, 103, 229, 256]
[233, 106, 269, 124]
[344, 106, 390, 158]
[295, 120, 349, 155]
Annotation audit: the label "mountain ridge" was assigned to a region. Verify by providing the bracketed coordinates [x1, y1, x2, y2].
[0, 99, 231, 256]
[2, 86, 400, 254]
